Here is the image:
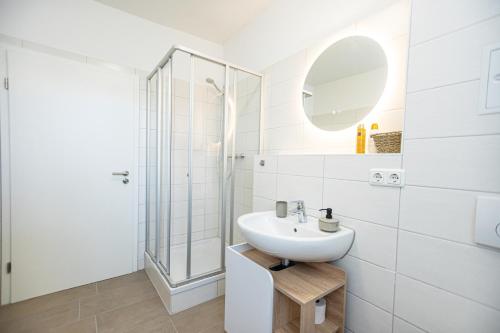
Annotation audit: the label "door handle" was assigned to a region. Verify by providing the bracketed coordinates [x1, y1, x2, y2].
[112, 171, 130, 184]
[112, 171, 129, 176]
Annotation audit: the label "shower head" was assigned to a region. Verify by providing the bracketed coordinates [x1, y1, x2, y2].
[206, 77, 224, 95]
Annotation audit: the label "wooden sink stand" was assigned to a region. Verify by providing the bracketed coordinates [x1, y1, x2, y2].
[242, 249, 346, 333]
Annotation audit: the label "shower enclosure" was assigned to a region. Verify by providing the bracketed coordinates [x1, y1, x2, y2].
[145, 46, 262, 288]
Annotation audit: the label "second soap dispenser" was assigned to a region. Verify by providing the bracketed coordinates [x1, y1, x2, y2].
[318, 208, 340, 233]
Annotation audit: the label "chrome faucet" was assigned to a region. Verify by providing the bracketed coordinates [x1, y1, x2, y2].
[289, 200, 307, 223]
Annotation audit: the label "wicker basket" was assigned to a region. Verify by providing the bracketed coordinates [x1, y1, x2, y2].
[371, 131, 402, 153]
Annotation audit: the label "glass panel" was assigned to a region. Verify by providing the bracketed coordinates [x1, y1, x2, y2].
[146, 72, 158, 257]
[158, 61, 172, 272]
[168, 50, 191, 283]
[224, 69, 236, 246]
[189, 56, 226, 279]
[231, 70, 261, 244]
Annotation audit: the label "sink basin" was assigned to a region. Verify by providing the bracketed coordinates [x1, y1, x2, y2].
[237, 211, 354, 262]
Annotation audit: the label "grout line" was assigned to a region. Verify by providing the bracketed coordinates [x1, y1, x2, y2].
[403, 183, 500, 195]
[396, 272, 500, 313]
[410, 12, 500, 47]
[405, 132, 500, 141]
[78, 299, 81, 320]
[335, 212, 398, 230]
[94, 315, 98, 333]
[391, 177, 403, 332]
[346, 291, 394, 316]
[169, 315, 180, 333]
[398, 228, 500, 254]
[341, 253, 396, 273]
[393, 315, 429, 333]
[406, 78, 478, 95]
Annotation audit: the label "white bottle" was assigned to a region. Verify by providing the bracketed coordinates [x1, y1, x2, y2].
[368, 123, 379, 154]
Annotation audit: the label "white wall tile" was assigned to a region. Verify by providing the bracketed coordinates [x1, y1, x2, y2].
[345, 293, 393, 333]
[407, 17, 500, 92]
[376, 108, 405, 133]
[410, 0, 500, 45]
[399, 186, 500, 244]
[405, 80, 500, 139]
[267, 50, 307, 86]
[324, 154, 401, 181]
[355, 0, 410, 39]
[252, 196, 275, 212]
[404, 135, 500, 192]
[339, 216, 397, 269]
[277, 155, 324, 177]
[276, 174, 323, 210]
[323, 179, 400, 227]
[397, 231, 500, 310]
[253, 172, 277, 200]
[263, 102, 304, 129]
[269, 78, 302, 107]
[253, 155, 277, 173]
[393, 318, 425, 333]
[336, 256, 395, 312]
[395, 275, 500, 333]
[263, 124, 303, 152]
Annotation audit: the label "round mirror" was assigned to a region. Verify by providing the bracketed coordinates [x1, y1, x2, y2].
[303, 36, 388, 131]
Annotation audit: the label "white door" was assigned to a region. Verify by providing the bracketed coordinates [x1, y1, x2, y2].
[6, 48, 137, 302]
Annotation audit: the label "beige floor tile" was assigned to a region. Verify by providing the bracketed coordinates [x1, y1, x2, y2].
[200, 322, 225, 333]
[0, 300, 79, 333]
[170, 297, 224, 333]
[49, 316, 97, 333]
[96, 296, 175, 333]
[0, 271, 228, 333]
[0, 284, 96, 323]
[80, 279, 157, 318]
[97, 271, 149, 293]
[123, 316, 177, 333]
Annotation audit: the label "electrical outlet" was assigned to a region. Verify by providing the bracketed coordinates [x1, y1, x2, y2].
[369, 169, 405, 187]
[369, 170, 385, 184]
[387, 171, 402, 185]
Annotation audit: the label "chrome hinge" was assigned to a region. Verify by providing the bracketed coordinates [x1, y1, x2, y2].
[3, 77, 8, 90]
[6, 262, 11, 274]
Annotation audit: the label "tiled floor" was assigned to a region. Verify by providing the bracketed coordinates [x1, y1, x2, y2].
[0, 271, 225, 333]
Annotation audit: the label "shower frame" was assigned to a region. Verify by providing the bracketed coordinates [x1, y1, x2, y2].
[145, 45, 263, 288]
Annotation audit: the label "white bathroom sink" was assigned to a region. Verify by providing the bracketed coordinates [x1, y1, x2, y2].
[237, 211, 354, 262]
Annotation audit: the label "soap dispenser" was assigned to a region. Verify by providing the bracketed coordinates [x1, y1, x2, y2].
[318, 208, 340, 233]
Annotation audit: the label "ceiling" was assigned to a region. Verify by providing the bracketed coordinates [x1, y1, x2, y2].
[95, 0, 273, 43]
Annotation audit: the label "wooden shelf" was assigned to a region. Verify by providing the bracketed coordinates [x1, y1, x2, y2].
[274, 318, 339, 333]
[242, 249, 346, 333]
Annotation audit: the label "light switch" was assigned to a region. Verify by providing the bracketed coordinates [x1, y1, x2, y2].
[475, 196, 500, 249]
[479, 43, 500, 114]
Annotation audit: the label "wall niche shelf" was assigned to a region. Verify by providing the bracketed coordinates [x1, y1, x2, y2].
[242, 249, 346, 333]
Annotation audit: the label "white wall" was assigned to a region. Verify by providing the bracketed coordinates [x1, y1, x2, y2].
[254, 1, 410, 154]
[0, 0, 223, 71]
[223, 0, 400, 70]
[396, 0, 500, 331]
[251, 0, 500, 332]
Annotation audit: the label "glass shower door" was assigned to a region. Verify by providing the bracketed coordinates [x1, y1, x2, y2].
[188, 56, 226, 280]
[164, 51, 226, 284]
[225, 69, 261, 245]
[145, 46, 262, 288]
